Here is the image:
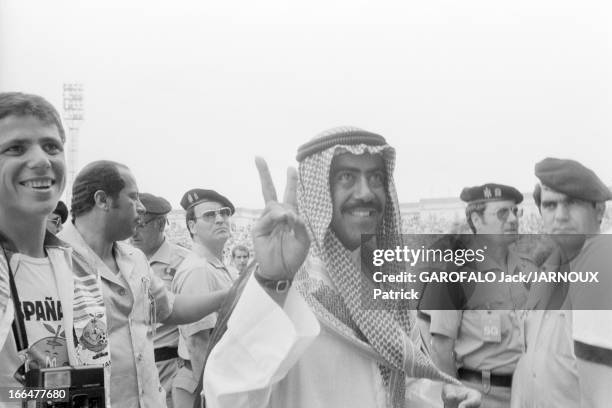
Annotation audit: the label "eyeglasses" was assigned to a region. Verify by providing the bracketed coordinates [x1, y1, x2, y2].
[136, 216, 168, 228]
[197, 207, 232, 222]
[47, 217, 62, 228]
[486, 206, 523, 221]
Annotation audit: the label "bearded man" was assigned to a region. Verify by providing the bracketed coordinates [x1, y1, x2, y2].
[203, 127, 480, 408]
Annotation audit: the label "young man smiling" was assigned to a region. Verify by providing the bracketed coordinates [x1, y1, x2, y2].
[0, 92, 111, 406]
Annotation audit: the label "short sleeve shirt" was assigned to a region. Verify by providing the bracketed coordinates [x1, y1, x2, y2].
[173, 252, 232, 360]
[426, 250, 528, 374]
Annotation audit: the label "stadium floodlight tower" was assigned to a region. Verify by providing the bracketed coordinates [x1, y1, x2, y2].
[62, 83, 84, 205]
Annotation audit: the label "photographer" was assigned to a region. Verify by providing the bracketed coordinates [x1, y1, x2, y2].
[0, 92, 111, 406]
[60, 160, 229, 408]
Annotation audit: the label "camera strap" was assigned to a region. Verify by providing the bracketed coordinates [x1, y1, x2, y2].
[3, 247, 29, 352]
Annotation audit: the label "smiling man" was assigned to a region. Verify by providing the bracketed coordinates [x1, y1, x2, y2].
[203, 127, 480, 408]
[172, 189, 238, 408]
[58, 162, 228, 408]
[0, 92, 111, 406]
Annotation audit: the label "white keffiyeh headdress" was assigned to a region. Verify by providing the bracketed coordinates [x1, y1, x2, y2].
[294, 127, 457, 407]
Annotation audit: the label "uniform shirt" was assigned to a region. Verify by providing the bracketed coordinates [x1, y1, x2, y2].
[174, 244, 233, 361]
[510, 238, 588, 408]
[148, 239, 189, 349]
[569, 235, 612, 349]
[568, 234, 612, 408]
[426, 250, 528, 374]
[203, 273, 395, 408]
[191, 243, 236, 287]
[511, 309, 578, 408]
[60, 222, 174, 408]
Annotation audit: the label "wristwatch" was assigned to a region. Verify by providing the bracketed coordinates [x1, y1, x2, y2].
[254, 272, 292, 293]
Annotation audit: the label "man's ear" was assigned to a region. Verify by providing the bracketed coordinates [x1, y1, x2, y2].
[595, 202, 606, 225]
[187, 219, 196, 235]
[470, 211, 483, 232]
[157, 218, 166, 232]
[93, 190, 111, 211]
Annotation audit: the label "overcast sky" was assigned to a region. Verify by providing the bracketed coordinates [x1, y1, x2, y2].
[1, 0, 611, 209]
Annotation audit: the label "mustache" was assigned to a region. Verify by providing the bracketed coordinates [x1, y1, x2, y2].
[341, 200, 383, 213]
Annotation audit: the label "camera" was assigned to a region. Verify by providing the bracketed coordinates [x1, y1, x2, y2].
[24, 365, 105, 408]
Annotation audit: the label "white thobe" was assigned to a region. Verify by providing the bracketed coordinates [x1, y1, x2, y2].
[203, 274, 391, 408]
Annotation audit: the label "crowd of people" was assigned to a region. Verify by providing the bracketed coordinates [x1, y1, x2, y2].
[0, 92, 610, 408]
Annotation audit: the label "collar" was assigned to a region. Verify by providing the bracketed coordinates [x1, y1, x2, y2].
[0, 229, 70, 256]
[191, 242, 225, 269]
[58, 222, 95, 260]
[149, 238, 172, 265]
[60, 222, 137, 286]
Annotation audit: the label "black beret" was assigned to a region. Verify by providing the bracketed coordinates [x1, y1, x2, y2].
[535, 158, 612, 202]
[53, 200, 68, 224]
[460, 183, 523, 204]
[139, 193, 172, 216]
[180, 189, 235, 214]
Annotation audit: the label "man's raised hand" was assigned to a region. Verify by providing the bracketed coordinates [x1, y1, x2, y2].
[252, 157, 310, 282]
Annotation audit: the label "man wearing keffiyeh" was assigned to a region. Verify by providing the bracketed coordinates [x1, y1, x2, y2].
[203, 127, 481, 408]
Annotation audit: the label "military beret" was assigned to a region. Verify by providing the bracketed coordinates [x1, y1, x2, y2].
[180, 188, 235, 214]
[296, 127, 387, 162]
[535, 158, 612, 202]
[460, 183, 524, 204]
[139, 193, 172, 216]
[53, 200, 68, 224]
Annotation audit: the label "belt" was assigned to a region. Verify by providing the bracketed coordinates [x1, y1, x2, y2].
[154, 346, 178, 362]
[458, 368, 512, 388]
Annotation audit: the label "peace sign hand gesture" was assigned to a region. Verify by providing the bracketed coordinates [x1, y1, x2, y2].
[252, 157, 311, 282]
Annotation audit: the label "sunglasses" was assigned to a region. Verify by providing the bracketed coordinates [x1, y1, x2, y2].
[486, 206, 523, 221]
[197, 207, 232, 222]
[47, 217, 62, 228]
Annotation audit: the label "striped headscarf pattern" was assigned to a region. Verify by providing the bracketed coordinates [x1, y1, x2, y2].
[294, 127, 457, 407]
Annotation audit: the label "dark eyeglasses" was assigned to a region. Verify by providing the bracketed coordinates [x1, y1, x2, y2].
[47, 217, 62, 228]
[486, 206, 523, 221]
[197, 207, 232, 222]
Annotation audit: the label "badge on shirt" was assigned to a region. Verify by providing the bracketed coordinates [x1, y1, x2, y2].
[482, 312, 502, 343]
[164, 267, 176, 280]
[142, 276, 157, 337]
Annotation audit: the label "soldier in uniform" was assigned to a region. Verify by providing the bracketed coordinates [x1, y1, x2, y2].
[512, 158, 612, 408]
[131, 193, 190, 408]
[422, 183, 529, 408]
[172, 189, 238, 408]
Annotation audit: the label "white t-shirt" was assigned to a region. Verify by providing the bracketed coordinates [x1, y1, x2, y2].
[12, 254, 69, 370]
